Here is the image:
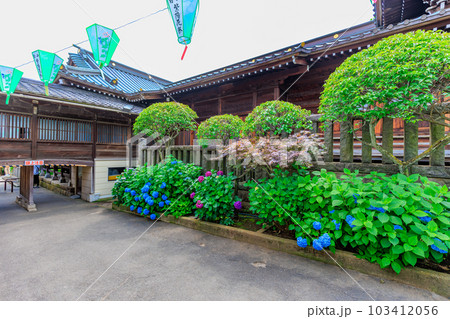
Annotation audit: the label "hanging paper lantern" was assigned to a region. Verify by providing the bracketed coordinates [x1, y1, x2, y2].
[32, 50, 63, 96]
[166, 0, 200, 60]
[86, 23, 120, 69]
[0, 66, 23, 105]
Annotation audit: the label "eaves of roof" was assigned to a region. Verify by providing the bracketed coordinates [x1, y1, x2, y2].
[7, 78, 145, 114]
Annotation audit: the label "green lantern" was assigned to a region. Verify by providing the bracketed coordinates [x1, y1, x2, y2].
[0, 66, 23, 105]
[167, 0, 199, 59]
[32, 50, 63, 96]
[86, 23, 120, 69]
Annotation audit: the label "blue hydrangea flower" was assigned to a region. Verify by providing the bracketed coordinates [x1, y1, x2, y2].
[329, 210, 335, 214]
[143, 193, 149, 199]
[158, 201, 164, 208]
[147, 199, 154, 206]
[419, 216, 432, 223]
[352, 194, 359, 204]
[368, 205, 386, 213]
[178, 172, 183, 175]
[418, 211, 432, 223]
[125, 188, 131, 193]
[165, 200, 171, 205]
[313, 239, 323, 251]
[134, 196, 140, 202]
[313, 221, 322, 230]
[143, 209, 149, 215]
[160, 182, 167, 189]
[130, 190, 136, 196]
[137, 207, 143, 214]
[319, 233, 331, 248]
[150, 214, 156, 220]
[297, 237, 308, 248]
[345, 215, 356, 228]
[171, 160, 178, 164]
[184, 177, 191, 181]
[130, 205, 135, 211]
[145, 182, 151, 187]
[141, 186, 149, 193]
[162, 194, 168, 201]
[431, 238, 448, 254]
[332, 220, 341, 230]
[152, 191, 159, 198]
[394, 225, 403, 230]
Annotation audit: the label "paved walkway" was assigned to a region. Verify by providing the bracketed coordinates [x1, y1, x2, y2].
[0, 187, 446, 301]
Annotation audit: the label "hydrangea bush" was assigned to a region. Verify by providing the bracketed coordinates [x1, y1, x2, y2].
[191, 170, 241, 225]
[112, 156, 202, 218]
[247, 168, 450, 273]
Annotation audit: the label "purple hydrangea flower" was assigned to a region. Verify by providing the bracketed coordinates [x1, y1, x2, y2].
[234, 201, 242, 210]
[196, 200, 203, 209]
[190, 192, 195, 199]
[198, 176, 204, 183]
[205, 171, 212, 177]
[217, 171, 224, 176]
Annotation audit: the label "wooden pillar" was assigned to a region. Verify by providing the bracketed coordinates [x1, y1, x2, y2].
[31, 103, 38, 160]
[92, 115, 97, 161]
[323, 122, 334, 162]
[16, 166, 36, 212]
[430, 120, 445, 167]
[340, 119, 354, 163]
[382, 118, 394, 164]
[404, 121, 419, 164]
[361, 121, 372, 164]
[218, 98, 223, 115]
[274, 87, 280, 100]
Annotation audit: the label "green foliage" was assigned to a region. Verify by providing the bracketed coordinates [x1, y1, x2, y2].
[192, 170, 241, 225]
[112, 156, 202, 218]
[243, 100, 312, 137]
[197, 114, 244, 147]
[133, 102, 198, 138]
[247, 169, 450, 273]
[319, 30, 450, 123]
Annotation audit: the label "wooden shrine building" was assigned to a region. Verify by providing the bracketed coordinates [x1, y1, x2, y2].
[1, 0, 450, 211]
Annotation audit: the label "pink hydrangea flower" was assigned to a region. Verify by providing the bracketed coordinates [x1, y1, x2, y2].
[190, 192, 195, 199]
[198, 176, 204, 182]
[196, 200, 203, 209]
[217, 171, 224, 176]
[205, 171, 212, 177]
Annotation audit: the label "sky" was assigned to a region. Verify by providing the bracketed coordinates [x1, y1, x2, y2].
[1, 0, 374, 83]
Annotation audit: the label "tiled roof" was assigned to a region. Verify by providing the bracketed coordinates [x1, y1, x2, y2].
[60, 47, 172, 94]
[57, 5, 449, 99]
[15, 78, 144, 114]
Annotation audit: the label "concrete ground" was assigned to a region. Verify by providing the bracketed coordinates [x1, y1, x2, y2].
[0, 187, 446, 301]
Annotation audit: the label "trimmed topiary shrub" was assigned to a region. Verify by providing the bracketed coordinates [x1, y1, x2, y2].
[133, 102, 198, 140]
[242, 100, 312, 137]
[319, 30, 450, 174]
[197, 114, 244, 147]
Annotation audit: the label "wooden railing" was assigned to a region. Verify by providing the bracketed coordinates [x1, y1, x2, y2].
[138, 115, 450, 181]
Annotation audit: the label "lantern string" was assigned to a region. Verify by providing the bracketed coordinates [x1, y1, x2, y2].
[13, 7, 167, 69]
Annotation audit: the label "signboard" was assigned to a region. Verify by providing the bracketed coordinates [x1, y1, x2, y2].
[25, 160, 44, 166]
